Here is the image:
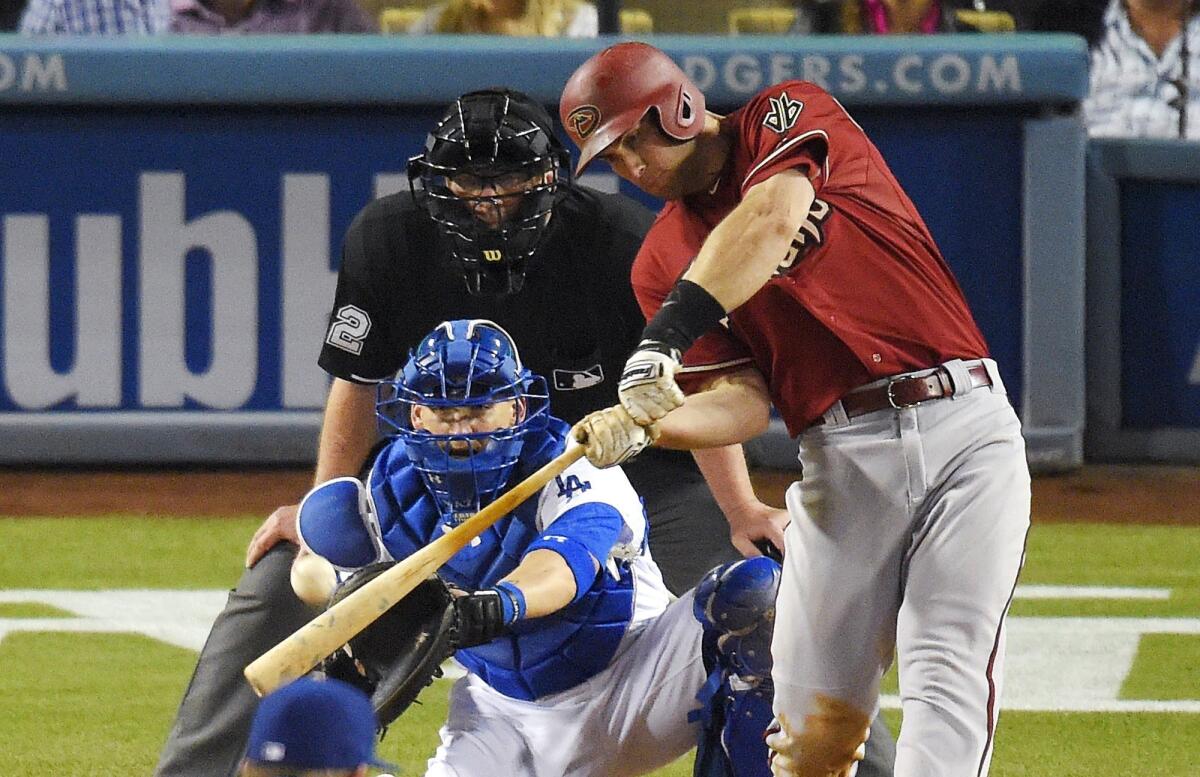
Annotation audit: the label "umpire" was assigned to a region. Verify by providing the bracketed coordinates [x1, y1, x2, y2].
[154, 89, 787, 777]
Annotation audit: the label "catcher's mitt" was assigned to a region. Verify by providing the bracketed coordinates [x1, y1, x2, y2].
[321, 562, 459, 728]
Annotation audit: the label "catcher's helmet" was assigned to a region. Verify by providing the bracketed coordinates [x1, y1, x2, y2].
[377, 319, 549, 525]
[560, 42, 706, 176]
[408, 89, 570, 296]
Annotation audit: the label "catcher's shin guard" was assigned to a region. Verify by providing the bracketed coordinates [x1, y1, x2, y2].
[765, 701, 871, 777]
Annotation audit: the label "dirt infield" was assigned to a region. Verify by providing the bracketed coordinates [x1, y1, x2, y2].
[0, 465, 1196, 524]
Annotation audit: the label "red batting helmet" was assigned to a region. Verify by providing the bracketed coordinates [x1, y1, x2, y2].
[560, 42, 706, 176]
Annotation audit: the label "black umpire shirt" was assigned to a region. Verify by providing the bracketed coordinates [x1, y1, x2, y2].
[317, 183, 709, 504]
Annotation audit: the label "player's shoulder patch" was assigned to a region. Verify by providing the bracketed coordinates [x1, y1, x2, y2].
[537, 455, 641, 518]
[762, 90, 804, 134]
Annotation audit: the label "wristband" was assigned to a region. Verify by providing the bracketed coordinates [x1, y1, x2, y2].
[641, 279, 727, 358]
[492, 580, 527, 623]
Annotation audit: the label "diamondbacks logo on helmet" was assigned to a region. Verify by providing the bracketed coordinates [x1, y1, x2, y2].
[566, 105, 601, 139]
[763, 92, 804, 134]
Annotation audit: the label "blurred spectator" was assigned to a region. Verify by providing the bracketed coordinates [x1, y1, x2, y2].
[18, 0, 168, 32]
[408, 0, 597, 36]
[840, 0, 946, 33]
[1082, 0, 1199, 139]
[793, 0, 1018, 33]
[3, 0, 27, 29]
[240, 677, 394, 777]
[169, 0, 376, 32]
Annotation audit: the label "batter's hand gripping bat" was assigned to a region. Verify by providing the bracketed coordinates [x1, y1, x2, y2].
[244, 442, 585, 697]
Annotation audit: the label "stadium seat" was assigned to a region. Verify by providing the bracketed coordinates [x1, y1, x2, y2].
[620, 8, 654, 33]
[952, 8, 1017, 31]
[379, 6, 425, 33]
[728, 6, 797, 34]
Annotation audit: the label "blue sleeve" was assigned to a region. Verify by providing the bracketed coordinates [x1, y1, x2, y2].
[296, 478, 381, 570]
[526, 503, 623, 603]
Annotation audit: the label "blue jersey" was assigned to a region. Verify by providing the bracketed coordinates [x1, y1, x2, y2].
[299, 419, 672, 701]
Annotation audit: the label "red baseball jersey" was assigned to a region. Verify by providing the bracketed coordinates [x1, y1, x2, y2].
[631, 80, 989, 434]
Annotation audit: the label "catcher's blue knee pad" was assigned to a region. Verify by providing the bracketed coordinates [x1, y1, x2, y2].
[693, 556, 782, 680]
[691, 557, 781, 777]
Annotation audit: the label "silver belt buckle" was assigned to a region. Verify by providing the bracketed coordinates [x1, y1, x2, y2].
[886, 376, 921, 410]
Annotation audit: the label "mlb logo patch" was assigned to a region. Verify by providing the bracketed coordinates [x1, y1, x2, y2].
[553, 365, 604, 391]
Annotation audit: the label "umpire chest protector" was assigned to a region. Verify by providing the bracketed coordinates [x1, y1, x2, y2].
[367, 425, 637, 701]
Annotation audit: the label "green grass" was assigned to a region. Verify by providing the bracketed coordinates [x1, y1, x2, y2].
[1121, 634, 1200, 700]
[1, 518, 1198, 776]
[0, 632, 197, 775]
[0, 602, 73, 617]
[1021, 524, 1200, 590]
[988, 712, 1200, 776]
[0, 516, 259, 589]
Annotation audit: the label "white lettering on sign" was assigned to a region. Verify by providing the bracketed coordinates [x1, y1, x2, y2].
[0, 53, 67, 93]
[929, 54, 972, 94]
[138, 172, 258, 409]
[281, 174, 336, 408]
[681, 56, 717, 91]
[979, 54, 1022, 94]
[801, 55, 831, 91]
[675, 53, 1022, 98]
[2, 214, 121, 408]
[894, 55, 924, 94]
[839, 55, 867, 94]
[724, 54, 762, 94]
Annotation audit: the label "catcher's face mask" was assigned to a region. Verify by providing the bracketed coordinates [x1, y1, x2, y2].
[408, 88, 570, 296]
[377, 319, 549, 525]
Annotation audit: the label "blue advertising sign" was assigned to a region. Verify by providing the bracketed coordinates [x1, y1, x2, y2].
[0, 107, 436, 415]
[1119, 180, 1200, 428]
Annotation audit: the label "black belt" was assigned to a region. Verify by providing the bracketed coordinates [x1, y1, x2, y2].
[822, 363, 992, 423]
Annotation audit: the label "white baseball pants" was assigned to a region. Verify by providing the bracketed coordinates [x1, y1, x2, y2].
[425, 591, 705, 777]
[772, 359, 1030, 777]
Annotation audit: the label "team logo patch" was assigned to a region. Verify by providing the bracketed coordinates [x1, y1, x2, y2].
[553, 365, 604, 391]
[554, 475, 591, 499]
[763, 92, 804, 134]
[567, 105, 601, 139]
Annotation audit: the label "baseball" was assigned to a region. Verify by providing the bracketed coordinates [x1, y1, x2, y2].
[290, 551, 337, 607]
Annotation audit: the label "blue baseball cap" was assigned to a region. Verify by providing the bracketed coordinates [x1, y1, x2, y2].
[245, 677, 396, 771]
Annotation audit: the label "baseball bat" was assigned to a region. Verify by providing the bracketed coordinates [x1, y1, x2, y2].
[244, 442, 585, 697]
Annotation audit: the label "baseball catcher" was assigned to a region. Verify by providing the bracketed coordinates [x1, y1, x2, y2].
[296, 318, 788, 776]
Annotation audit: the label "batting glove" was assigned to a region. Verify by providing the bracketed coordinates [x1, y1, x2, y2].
[618, 342, 685, 425]
[573, 405, 660, 468]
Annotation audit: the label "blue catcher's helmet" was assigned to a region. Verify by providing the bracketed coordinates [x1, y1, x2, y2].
[377, 319, 550, 525]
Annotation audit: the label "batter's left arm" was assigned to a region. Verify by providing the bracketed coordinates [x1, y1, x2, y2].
[683, 169, 815, 312]
[618, 172, 814, 426]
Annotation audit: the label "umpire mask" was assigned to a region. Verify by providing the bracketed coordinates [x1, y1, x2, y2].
[408, 89, 570, 296]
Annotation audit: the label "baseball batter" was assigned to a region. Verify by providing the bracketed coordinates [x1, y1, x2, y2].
[563, 43, 1032, 777]
[297, 318, 781, 777]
